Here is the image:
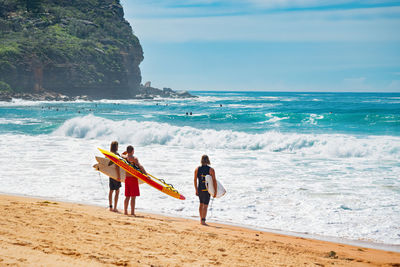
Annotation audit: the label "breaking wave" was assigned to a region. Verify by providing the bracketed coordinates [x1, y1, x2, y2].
[52, 115, 400, 159]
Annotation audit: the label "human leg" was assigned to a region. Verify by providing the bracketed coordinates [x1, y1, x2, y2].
[202, 204, 209, 219]
[198, 191, 210, 224]
[200, 204, 209, 225]
[130, 197, 136, 216]
[124, 196, 130, 215]
[113, 189, 120, 212]
[199, 203, 203, 222]
[108, 190, 114, 211]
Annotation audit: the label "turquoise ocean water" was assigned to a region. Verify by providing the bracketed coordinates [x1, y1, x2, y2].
[1, 91, 400, 136]
[0, 91, 399, 248]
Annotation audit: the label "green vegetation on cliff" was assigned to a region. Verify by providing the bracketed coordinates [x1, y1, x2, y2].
[0, 0, 143, 98]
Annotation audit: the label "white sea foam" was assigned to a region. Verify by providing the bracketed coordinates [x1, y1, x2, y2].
[52, 115, 400, 159]
[304, 114, 325, 125]
[0, 98, 95, 107]
[0, 117, 42, 125]
[193, 95, 259, 103]
[0, 131, 399, 246]
[0, 99, 45, 107]
[264, 113, 289, 123]
[259, 96, 279, 100]
[97, 99, 159, 105]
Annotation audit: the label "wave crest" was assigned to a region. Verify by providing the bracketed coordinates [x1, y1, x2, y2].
[53, 115, 400, 158]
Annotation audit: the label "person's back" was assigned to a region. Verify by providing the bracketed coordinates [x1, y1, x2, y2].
[194, 155, 216, 225]
[197, 165, 210, 192]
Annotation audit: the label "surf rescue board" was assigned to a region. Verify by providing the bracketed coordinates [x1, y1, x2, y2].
[93, 157, 143, 184]
[98, 148, 185, 200]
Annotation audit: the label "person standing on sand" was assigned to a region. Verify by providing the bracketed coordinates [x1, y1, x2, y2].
[108, 141, 121, 212]
[194, 155, 217, 225]
[122, 145, 146, 216]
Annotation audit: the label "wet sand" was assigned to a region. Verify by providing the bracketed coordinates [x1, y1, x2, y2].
[0, 194, 399, 266]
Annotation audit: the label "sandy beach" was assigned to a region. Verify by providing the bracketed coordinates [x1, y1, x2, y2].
[0, 194, 398, 266]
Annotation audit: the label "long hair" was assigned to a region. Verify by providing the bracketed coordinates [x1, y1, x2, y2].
[201, 155, 210, 166]
[110, 141, 118, 153]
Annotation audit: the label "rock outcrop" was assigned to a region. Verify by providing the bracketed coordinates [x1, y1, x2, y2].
[0, 0, 144, 99]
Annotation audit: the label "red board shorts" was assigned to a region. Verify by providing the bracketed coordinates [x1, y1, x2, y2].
[125, 176, 140, 197]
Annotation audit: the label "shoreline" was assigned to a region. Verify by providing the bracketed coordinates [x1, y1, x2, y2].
[0, 87, 196, 102]
[3, 191, 400, 253]
[1, 194, 399, 266]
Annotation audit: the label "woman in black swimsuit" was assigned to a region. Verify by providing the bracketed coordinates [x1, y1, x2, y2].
[194, 155, 217, 225]
[108, 141, 121, 212]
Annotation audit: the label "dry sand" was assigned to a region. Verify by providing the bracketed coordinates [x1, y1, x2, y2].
[0, 194, 399, 266]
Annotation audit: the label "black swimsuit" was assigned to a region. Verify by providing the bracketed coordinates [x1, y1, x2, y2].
[197, 165, 211, 205]
[109, 152, 121, 190]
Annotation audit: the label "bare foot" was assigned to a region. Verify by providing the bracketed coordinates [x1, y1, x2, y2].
[201, 219, 208, 226]
[113, 209, 119, 213]
[109, 206, 113, 211]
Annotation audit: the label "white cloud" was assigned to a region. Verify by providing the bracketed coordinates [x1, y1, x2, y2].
[122, 0, 400, 18]
[243, 0, 348, 9]
[127, 7, 400, 43]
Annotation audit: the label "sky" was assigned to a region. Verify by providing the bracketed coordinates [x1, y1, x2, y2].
[121, 0, 400, 92]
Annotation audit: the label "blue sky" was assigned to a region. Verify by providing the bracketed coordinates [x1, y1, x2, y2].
[121, 0, 400, 92]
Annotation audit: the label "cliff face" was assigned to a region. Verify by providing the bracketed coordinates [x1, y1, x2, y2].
[0, 0, 144, 99]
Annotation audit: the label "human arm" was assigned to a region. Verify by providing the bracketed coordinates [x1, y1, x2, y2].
[210, 167, 217, 198]
[133, 157, 147, 175]
[115, 165, 120, 180]
[194, 168, 198, 196]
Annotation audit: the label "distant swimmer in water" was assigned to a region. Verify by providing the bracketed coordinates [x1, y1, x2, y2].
[194, 155, 217, 225]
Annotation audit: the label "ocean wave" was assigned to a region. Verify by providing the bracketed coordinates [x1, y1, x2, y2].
[0, 99, 46, 107]
[0, 117, 42, 125]
[52, 115, 400, 159]
[264, 113, 289, 123]
[97, 99, 161, 105]
[0, 98, 94, 107]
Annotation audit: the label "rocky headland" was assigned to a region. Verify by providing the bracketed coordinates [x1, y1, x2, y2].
[0, 0, 195, 101]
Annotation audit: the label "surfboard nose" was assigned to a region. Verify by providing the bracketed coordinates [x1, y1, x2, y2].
[179, 195, 186, 200]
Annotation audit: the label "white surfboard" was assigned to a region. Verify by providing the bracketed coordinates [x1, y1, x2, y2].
[205, 175, 226, 198]
[93, 156, 144, 184]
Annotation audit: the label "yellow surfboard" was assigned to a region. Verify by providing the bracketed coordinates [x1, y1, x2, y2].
[98, 148, 185, 200]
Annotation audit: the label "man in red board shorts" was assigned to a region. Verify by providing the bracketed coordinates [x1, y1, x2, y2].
[122, 145, 147, 216]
